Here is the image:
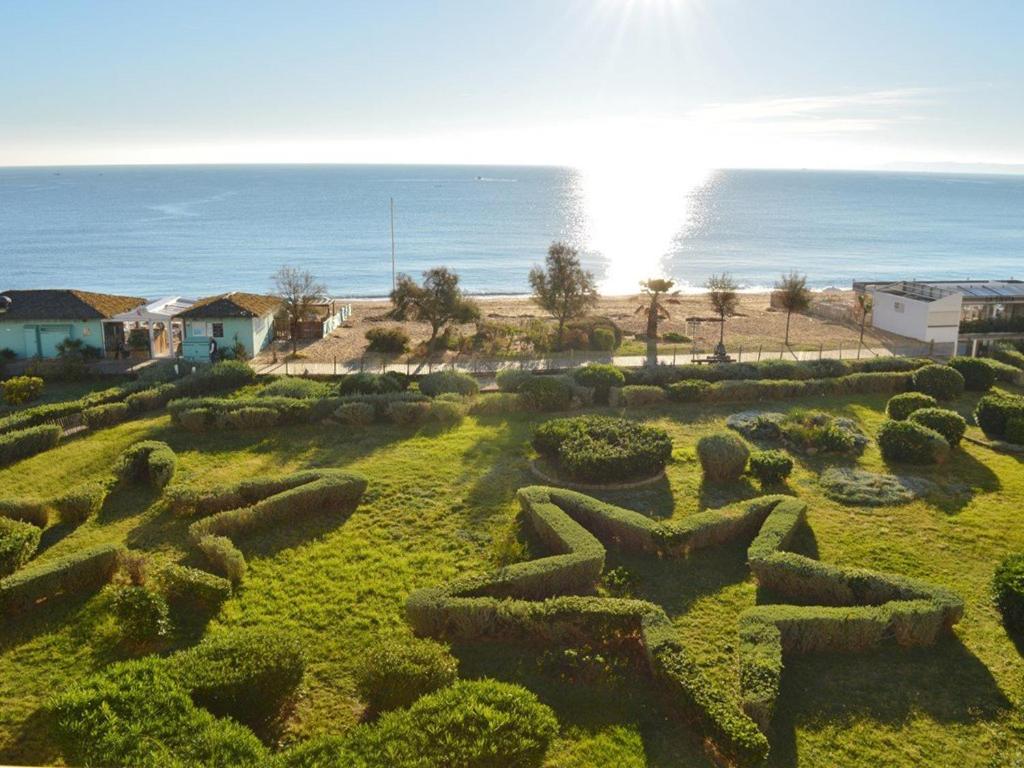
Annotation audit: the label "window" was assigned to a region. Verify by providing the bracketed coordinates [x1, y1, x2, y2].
[211, 323, 224, 339]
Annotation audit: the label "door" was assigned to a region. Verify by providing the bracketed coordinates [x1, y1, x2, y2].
[39, 326, 72, 358]
[23, 327, 39, 357]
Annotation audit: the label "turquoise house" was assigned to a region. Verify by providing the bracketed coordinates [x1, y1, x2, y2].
[176, 292, 281, 362]
[0, 289, 146, 358]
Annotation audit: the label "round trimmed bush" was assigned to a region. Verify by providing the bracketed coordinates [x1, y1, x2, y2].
[911, 364, 965, 401]
[111, 585, 170, 644]
[354, 637, 458, 713]
[696, 432, 750, 483]
[974, 393, 1024, 439]
[908, 407, 967, 447]
[418, 370, 479, 398]
[519, 376, 573, 412]
[992, 552, 1024, 631]
[533, 415, 672, 483]
[949, 357, 996, 392]
[886, 392, 938, 421]
[667, 380, 711, 403]
[114, 441, 177, 488]
[338, 372, 405, 396]
[877, 419, 950, 464]
[748, 449, 793, 485]
[496, 368, 534, 393]
[334, 401, 376, 426]
[572, 364, 625, 405]
[258, 376, 330, 399]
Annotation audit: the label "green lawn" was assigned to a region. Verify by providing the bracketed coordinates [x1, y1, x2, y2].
[1, 389, 1023, 766]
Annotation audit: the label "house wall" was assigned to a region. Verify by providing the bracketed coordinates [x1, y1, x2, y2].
[0, 318, 107, 358]
[869, 290, 962, 343]
[181, 316, 273, 361]
[251, 313, 275, 355]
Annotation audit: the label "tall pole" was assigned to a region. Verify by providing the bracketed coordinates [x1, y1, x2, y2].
[390, 197, 396, 292]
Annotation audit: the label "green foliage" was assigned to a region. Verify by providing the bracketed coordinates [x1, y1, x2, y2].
[974, 392, 1024, 440]
[616, 384, 668, 407]
[533, 416, 672, 483]
[173, 360, 256, 398]
[388, 267, 480, 348]
[0, 424, 61, 467]
[779, 410, 867, 455]
[948, 357, 996, 392]
[911, 364, 965, 401]
[198, 535, 246, 584]
[992, 553, 1024, 631]
[171, 627, 305, 728]
[495, 368, 534, 393]
[418, 370, 480, 397]
[528, 242, 599, 348]
[258, 376, 331, 399]
[52, 482, 107, 525]
[747, 450, 793, 485]
[469, 391, 523, 416]
[125, 383, 177, 413]
[0, 544, 119, 614]
[388, 400, 431, 426]
[819, 467, 923, 507]
[908, 407, 966, 447]
[111, 585, 170, 644]
[0, 386, 124, 435]
[2, 375, 44, 405]
[877, 420, 950, 465]
[82, 401, 130, 428]
[0, 497, 50, 527]
[0, 518, 40, 577]
[518, 376, 574, 411]
[666, 379, 711, 402]
[159, 563, 232, 611]
[886, 391, 938, 421]
[591, 325, 616, 351]
[696, 432, 749, 483]
[334, 401, 376, 426]
[991, 342, 1024, 370]
[365, 325, 410, 353]
[338, 372, 406, 396]
[354, 636, 458, 713]
[572, 364, 625, 405]
[1007, 417, 1024, 446]
[114, 440, 177, 488]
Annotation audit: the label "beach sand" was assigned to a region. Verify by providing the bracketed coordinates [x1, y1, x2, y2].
[256, 291, 915, 364]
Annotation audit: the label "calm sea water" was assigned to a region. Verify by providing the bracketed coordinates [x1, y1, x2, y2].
[0, 165, 1021, 298]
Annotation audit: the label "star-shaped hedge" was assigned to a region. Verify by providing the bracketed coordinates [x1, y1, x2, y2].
[406, 487, 963, 766]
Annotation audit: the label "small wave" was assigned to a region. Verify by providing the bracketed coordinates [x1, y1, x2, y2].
[145, 190, 237, 219]
[475, 177, 517, 183]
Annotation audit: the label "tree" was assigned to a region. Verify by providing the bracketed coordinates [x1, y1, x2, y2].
[774, 271, 811, 346]
[388, 267, 480, 350]
[273, 266, 327, 354]
[529, 242, 599, 349]
[706, 273, 740, 355]
[636, 278, 678, 367]
[856, 292, 873, 348]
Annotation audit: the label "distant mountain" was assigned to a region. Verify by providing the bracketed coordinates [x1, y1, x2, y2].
[883, 161, 1024, 176]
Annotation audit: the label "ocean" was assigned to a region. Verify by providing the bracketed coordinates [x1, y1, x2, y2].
[1, 165, 1022, 299]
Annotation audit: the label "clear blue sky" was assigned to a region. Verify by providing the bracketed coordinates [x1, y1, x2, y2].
[2, 0, 1021, 169]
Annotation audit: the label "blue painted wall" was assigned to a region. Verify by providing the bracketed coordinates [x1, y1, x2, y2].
[0, 319, 107, 358]
[181, 314, 275, 361]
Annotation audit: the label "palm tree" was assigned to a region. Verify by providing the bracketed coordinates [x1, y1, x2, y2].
[706, 273, 740, 358]
[774, 271, 811, 346]
[636, 278, 678, 367]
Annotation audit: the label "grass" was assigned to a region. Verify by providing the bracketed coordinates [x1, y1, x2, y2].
[0, 377, 128, 416]
[0, 387, 1023, 766]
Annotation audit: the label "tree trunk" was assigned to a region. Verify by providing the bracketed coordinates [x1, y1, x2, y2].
[645, 296, 659, 367]
[556, 317, 566, 350]
[784, 310, 792, 346]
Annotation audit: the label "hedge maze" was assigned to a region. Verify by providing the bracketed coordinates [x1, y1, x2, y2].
[407, 486, 964, 765]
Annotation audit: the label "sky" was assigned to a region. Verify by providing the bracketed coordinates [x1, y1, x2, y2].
[1, 0, 1022, 170]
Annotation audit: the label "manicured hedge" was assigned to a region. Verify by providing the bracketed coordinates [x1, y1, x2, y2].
[159, 563, 232, 611]
[418, 370, 479, 397]
[337, 371, 407, 395]
[114, 440, 177, 488]
[877, 420, 950, 464]
[748, 449, 793, 485]
[197, 535, 246, 584]
[625, 356, 925, 386]
[654, 371, 913, 406]
[886, 392, 938, 421]
[171, 359, 255, 397]
[992, 552, 1024, 631]
[696, 432, 749, 483]
[496, 368, 535, 393]
[334, 401, 376, 426]
[991, 342, 1024, 371]
[667, 380, 711, 402]
[0, 518, 41, 577]
[974, 393, 1024, 440]
[82, 402, 130, 429]
[614, 384, 668, 407]
[908, 407, 967, 447]
[168, 395, 344, 430]
[0, 424, 61, 467]
[518, 376, 575, 411]
[257, 376, 330, 399]
[0, 498, 50, 528]
[573, 364, 625, 405]
[0, 544, 120, 614]
[949, 357, 996, 392]
[911, 363, 965, 401]
[51, 482, 107, 526]
[354, 636, 458, 713]
[533, 416, 672, 483]
[0, 386, 125, 436]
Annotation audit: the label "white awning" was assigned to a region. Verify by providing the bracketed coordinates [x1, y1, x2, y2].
[109, 296, 195, 323]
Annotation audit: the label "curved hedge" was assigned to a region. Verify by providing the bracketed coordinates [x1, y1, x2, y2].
[0, 544, 120, 614]
[877, 419, 950, 464]
[886, 392, 938, 421]
[114, 441, 176, 489]
[992, 552, 1024, 631]
[908, 407, 966, 447]
[696, 432, 749, 483]
[974, 393, 1024, 440]
[911, 364, 965, 401]
[533, 416, 672, 483]
[949, 357, 996, 392]
[0, 424, 61, 467]
[0, 518, 40, 577]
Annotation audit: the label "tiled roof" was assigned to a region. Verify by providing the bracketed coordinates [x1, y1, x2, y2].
[177, 292, 281, 319]
[0, 289, 147, 320]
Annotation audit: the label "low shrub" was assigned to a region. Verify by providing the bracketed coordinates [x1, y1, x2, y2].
[124, 383, 176, 413]
[877, 419, 950, 465]
[171, 627, 306, 728]
[114, 441, 177, 488]
[159, 563, 232, 611]
[0, 424, 61, 467]
[388, 400, 431, 426]
[992, 552, 1024, 631]
[173, 360, 255, 397]
[908, 407, 967, 447]
[748, 450, 793, 485]
[667, 380, 711, 403]
[573, 364, 625, 405]
[0, 386, 124, 435]
[886, 392, 938, 421]
[616, 384, 668, 407]
[1007, 418, 1024, 446]
[0, 518, 41, 577]
[974, 393, 1024, 440]
[519, 376, 574, 412]
[177, 407, 211, 432]
[258, 376, 330, 399]
[496, 368, 534, 392]
[365, 326, 410, 353]
[985, 357, 1024, 385]
[197, 535, 246, 584]
[591, 326, 616, 351]
[354, 636, 458, 713]
[426, 399, 467, 425]
[218, 406, 279, 430]
[949, 357, 996, 392]
[0, 498, 50, 527]
[0, 544, 120, 614]
[110, 584, 170, 644]
[696, 433, 750, 483]
[779, 410, 867, 456]
[334, 391, 427, 420]
[2, 375, 44, 405]
[334, 401, 376, 426]
[418, 370, 479, 397]
[338, 372, 406, 395]
[991, 342, 1024, 370]
[533, 416, 673, 483]
[82, 402, 130, 429]
[469, 392, 523, 416]
[911, 363, 965, 401]
[52, 482, 107, 525]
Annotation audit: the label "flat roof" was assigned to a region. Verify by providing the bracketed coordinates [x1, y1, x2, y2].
[854, 279, 1024, 303]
